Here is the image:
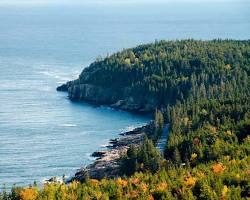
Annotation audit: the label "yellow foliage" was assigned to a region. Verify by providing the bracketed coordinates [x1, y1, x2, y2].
[230, 159, 236, 164]
[69, 181, 79, 190]
[20, 188, 38, 200]
[196, 171, 205, 179]
[235, 174, 240, 179]
[222, 185, 229, 197]
[209, 126, 217, 134]
[93, 191, 103, 199]
[116, 177, 128, 188]
[124, 58, 131, 66]
[100, 178, 109, 187]
[190, 153, 198, 161]
[66, 193, 78, 200]
[223, 155, 230, 161]
[244, 135, 250, 142]
[184, 176, 197, 187]
[211, 163, 226, 173]
[225, 130, 232, 136]
[183, 117, 189, 126]
[225, 64, 231, 70]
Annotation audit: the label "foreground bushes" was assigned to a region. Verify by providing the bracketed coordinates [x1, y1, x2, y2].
[1, 154, 249, 200]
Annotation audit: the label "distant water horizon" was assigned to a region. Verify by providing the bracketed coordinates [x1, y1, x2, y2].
[0, 1, 249, 190]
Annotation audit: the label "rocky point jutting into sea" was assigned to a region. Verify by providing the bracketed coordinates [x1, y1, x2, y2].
[68, 124, 154, 182]
[56, 67, 158, 113]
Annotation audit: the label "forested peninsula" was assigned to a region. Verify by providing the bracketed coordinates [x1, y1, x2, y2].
[2, 39, 250, 199]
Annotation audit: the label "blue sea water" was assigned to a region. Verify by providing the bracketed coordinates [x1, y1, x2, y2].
[0, 2, 249, 190]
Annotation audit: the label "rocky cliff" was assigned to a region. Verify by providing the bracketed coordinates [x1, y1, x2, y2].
[57, 76, 157, 112]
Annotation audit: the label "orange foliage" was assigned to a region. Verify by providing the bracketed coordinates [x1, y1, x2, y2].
[20, 188, 38, 200]
[116, 177, 128, 188]
[131, 178, 140, 185]
[89, 179, 99, 186]
[156, 182, 168, 191]
[150, 182, 168, 193]
[140, 183, 148, 192]
[127, 190, 138, 198]
[211, 163, 226, 173]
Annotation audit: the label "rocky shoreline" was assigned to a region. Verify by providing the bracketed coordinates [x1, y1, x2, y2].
[68, 124, 153, 182]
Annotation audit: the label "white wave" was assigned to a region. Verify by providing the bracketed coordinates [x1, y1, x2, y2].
[60, 123, 77, 127]
[37, 69, 79, 82]
[120, 123, 147, 133]
[56, 81, 67, 84]
[120, 125, 137, 133]
[99, 143, 109, 148]
[42, 176, 64, 184]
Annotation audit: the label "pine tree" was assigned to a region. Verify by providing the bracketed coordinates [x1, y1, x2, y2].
[173, 147, 181, 165]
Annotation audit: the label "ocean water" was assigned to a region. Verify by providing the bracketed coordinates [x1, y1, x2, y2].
[0, 2, 249, 190]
